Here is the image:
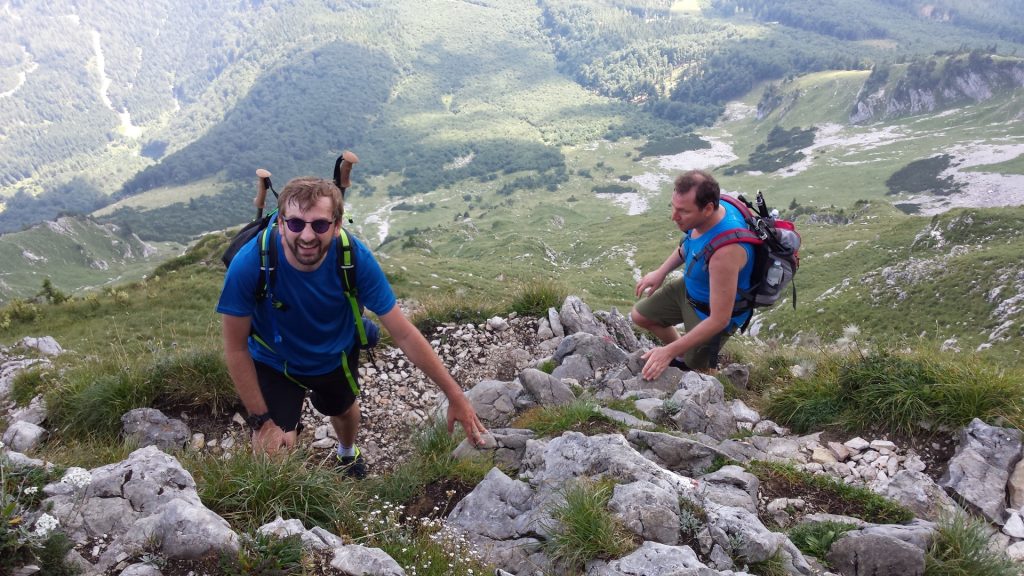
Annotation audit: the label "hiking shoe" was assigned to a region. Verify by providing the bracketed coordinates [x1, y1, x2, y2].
[336, 447, 367, 480]
[668, 358, 691, 371]
[360, 316, 380, 349]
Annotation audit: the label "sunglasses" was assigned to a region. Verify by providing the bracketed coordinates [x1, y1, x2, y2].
[283, 217, 335, 234]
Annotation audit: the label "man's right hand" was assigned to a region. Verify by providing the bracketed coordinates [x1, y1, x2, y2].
[251, 420, 293, 454]
[635, 270, 667, 298]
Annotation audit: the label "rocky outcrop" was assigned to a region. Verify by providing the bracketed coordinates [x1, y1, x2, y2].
[4, 295, 1024, 575]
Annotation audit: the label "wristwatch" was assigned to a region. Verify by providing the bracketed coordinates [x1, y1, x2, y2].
[246, 412, 273, 431]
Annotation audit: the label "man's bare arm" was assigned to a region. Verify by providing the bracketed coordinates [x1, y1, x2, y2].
[377, 306, 488, 445]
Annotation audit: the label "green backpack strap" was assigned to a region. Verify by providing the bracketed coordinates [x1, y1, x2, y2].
[337, 228, 367, 348]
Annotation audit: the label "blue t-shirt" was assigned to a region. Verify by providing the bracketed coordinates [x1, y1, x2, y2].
[217, 229, 396, 375]
[682, 199, 755, 330]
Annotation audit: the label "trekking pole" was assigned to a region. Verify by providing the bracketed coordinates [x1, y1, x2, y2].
[333, 150, 360, 198]
[255, 168, 273, 221]
[333, 151, 359, 223]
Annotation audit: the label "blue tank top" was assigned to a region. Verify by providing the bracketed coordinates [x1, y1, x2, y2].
[681, 199, 755, 330]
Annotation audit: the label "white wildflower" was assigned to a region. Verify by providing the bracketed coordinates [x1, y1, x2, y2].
[61, 467, 92, 489]
[842, 324, 861, 339]
[23, 486, 38, 495]
[34, 513, 60, 538]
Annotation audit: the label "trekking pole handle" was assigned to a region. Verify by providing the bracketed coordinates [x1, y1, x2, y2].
[336, 150, 359, 193]
[255, 168, 272, 220]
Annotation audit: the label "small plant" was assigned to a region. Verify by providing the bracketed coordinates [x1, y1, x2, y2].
[537, 358, 556, 374]
[10, 367, 49, 407]
[410, 292, 498, 334]
[543, 479, 638, 572]
[355, 494, 491, 576]
[512, 398, 625, 437]
[677, 496, 707, 541]
[4, 299, 39, 324]
[925, 512, 1019, 576]
[509, 278, 567, 317]
[37, 278, 69, 305]
[787, 521, 857, 561]
[147, 349, 235, 416]
[195, 450, 361, 534]
[746, 552, 788, 576]
[1, 452, 76, 576]
[220, 532, 303, 576]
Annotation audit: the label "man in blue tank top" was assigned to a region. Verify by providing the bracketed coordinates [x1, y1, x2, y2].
[218, 177, 487, 477]
[630, 170, 754, 381]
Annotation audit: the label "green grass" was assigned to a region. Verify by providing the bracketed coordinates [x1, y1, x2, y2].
[193, 450, 362, 535]
[925, 513, 1020, 576]
[219, 532, 304, 576]
[512, 398, 626, 438]
[767, 347, 1024, 436]
[543, 478, 639, 572]
[787, 521, 858, 563]
[509, 277, 569, 317]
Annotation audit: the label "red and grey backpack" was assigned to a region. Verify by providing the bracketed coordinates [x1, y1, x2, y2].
[685, 191, 801, 332]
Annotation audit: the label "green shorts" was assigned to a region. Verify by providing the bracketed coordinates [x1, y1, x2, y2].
[634, 275, 733, 370]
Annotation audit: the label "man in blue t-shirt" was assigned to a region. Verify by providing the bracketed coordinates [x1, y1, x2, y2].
[217, 177, 487, 477]
[631, 170, 754, 381]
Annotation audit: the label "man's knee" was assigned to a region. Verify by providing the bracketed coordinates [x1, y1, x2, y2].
[630, 307, 658, 330]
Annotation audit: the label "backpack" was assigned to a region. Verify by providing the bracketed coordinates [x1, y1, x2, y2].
[220, 159, 373, 350]
[686, 191, 801, 332]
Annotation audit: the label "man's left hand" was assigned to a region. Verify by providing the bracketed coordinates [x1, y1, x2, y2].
[447, 396, 488, 447]
[640, 346, 675, 381]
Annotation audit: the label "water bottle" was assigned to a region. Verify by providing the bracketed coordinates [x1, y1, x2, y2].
[766, 260, 784, 288]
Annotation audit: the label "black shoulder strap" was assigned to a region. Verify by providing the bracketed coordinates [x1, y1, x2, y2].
[256, 217, 278, 302]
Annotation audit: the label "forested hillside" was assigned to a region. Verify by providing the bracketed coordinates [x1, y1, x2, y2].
[5, 0, 1024, 237]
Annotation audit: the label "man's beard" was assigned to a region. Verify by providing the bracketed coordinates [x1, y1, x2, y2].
[286, 235, 328, 267]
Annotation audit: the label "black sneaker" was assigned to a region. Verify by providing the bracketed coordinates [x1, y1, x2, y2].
[668, 358, 691, 371]
[336, 447, 367, 480]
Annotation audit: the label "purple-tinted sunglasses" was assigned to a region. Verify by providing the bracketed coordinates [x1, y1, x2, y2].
[283, 218, 334, 234]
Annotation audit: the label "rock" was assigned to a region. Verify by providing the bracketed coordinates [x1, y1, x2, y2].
[940, 418, 1023, 524]
[844, 437, 870, 452]
[486, 316, 509, 332]
[879, 470, 958, 522]
[2, 420, 47, 453]
[519, 368, 575, 407]
[559, 296, 610, 338]
[330, 544, 405, 576]
[608, 480, 681, 544]
[1009, 458, 1024, 509]
[826, 532, 925, 576]
[598, 407, 654, 430]
[628, 430, 729, 476]
[18, 336, 63, 356]
[595, 307, 641, 353]
[121, 408, 190, 452]
[1002, 512, 1024, 539]
[447, 468, 540, 540]
[586, 541, 714, 575]
[462, 379, 532, 428]
[718, 363, 750, 390]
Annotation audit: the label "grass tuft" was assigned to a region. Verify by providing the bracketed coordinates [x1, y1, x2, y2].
[543, 478, 638, 572]
[925, 512, 1019, 576]
[193, 450, 362, 534]
[509, 278, 567, 317]
[767, 347, 1024, 436]
[410, 292, 500, 334]
[787, 521, 858, 562]
[512, 398, 626, 437]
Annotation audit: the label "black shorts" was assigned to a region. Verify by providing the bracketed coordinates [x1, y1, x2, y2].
[254, 355, 360, 432]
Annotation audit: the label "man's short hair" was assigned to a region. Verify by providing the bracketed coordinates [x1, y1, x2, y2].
[278, 177, 344, 222]
[674, 170, 720, 210]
